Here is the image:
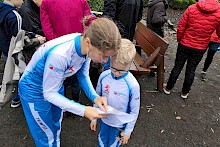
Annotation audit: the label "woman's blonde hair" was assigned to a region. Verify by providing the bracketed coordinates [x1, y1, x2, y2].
[83, 17, 121, 52]
[115, 39, 136, 66]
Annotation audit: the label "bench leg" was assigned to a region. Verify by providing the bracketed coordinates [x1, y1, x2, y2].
[157, 59, 165, 92]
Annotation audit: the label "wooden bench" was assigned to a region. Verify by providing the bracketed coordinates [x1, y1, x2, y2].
[130, 22, 169, 92]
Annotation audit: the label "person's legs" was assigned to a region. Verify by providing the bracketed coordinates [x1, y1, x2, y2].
[51, 104, 63, 146]
[98, 120, 111, 147]
[108, 127, 121, 147]
[166, 43, 188, 90]
[64, 75, 80, 102]
[71, 74, 80, 102]
[182, 49, 206, 94]
[64, 75, 80, 117]
[203, 48, 217, 72]
[11, 82, 21, 108]
[21, 97, 63, 147]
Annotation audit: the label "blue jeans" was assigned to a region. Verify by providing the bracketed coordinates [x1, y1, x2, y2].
[203, 42, 220, 72]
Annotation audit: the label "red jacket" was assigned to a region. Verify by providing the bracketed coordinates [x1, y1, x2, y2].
[210, 31, 220, 43]
[177, 0, 220, 50]
[40, 0, 91, 40]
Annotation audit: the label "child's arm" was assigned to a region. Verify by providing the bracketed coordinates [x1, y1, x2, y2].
[90, 119, 97, 131]
[8, 11, 22, 37]
[123, 83, 140, 143]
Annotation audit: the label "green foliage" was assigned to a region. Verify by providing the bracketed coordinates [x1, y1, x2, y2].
[87, 0, 193, 11]
[87, 0, 104, 12]
[168, 0, 190, 9]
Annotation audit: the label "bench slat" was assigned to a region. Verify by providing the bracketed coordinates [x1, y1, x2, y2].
[136, 22, 169, 55]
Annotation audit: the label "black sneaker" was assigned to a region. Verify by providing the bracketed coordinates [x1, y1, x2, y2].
[11, 100, 21, 108]
[200, 71, 206, 81]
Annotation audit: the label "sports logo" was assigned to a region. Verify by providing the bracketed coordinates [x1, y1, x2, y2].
[49, 64, 64, 73]
[104, 85, 110, 94]
[69, 65, 74, 72]
[36, 118, 47, 130]
[113, 91, 126, 96]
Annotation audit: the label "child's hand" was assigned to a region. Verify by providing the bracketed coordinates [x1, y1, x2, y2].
[36, 35, 46, 44]
[120, 132, 130, 145]
[90, 121, 97, 131]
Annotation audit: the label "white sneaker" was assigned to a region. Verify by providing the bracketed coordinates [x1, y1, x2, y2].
[163, 87, 171, 95]
[181, 93, 189, 99]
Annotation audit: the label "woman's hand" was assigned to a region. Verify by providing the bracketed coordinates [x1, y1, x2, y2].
[35, 34, 46, 44]
[84, 106, 106, 121]
[94, 96, 108, 112]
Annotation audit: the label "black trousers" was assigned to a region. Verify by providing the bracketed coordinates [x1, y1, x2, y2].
[64, 74, 80, 102]
[166, 43, 206, 93]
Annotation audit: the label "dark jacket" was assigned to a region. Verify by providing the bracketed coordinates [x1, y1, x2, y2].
[18, 0, 44, 36]
[103, 0, 143, 41]
[0, 2, 22, 56]
[147, 0, 168, 37]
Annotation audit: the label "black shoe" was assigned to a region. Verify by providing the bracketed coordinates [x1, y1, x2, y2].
[11, 100, 21, 108]
[200, 71, 207, 81]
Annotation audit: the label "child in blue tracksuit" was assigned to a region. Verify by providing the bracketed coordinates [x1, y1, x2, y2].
[90, 39, 140, 146]
[19, 17, 121, 147]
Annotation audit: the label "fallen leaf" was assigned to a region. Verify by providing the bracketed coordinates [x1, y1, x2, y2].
[211, 128, 214, 133]
[176, 116, 181, 120]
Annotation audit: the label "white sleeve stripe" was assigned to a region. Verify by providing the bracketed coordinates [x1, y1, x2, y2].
[12, 10, 22, 30]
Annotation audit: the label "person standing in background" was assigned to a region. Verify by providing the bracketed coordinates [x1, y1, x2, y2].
[40, 0, 92, 105]
[163, 0, 220, 99]
[103, 0, 143, 41]
[146, 0, 168, 38]
[0, 0, 23, 108]
[19, 0, 44, 37]
[102, 0, 143, 70]
[200, 31, 220, 81]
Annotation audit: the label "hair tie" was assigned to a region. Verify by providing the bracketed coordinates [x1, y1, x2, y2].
[86, 16, 97, 26]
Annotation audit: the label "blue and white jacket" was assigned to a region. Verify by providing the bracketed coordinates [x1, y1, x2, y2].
[96, 69, 140, 136]
[19, 33, 98, 116]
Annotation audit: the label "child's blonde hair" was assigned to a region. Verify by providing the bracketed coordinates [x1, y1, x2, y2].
[83, 17, 121, 52]
[115, 39, 136, 66]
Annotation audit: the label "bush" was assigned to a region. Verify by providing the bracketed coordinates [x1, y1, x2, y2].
[87, 0, 220, 11]
[87, 0, 104, 12]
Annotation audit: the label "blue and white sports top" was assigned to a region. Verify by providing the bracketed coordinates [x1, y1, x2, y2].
[19, 33, 98, 116]
[96, 69, 140, 136]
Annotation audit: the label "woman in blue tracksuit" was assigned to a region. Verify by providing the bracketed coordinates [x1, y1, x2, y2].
[18, 17, 121, 147]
